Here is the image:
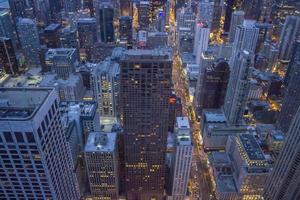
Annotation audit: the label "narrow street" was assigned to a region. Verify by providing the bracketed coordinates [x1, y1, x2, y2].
[172, 53, 215, 200]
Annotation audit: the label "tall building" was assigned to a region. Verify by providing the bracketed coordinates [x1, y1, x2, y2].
[193, 22, 210, 64]
[77, 18, 97, 60]
[94, 0, 115, 42]
[0, 88, 80, 199]
[0, 37, 18, 75]
[264, 107, 300, 200]
[43, 23, 61, 48]
[138, 1, 150, 30]
[197, 0, 214, 28]
[168, 117, 193, 200]
[120, 0, 133, 16]
[84, 132, 119, 199]
[120, 49, 172, 200]
[278, 15, 300, 61]
[211, 0, 223, 32]
[242, 0, 262, 21]
[223, 0, 243, 32]
[119, 16, 133, 44]
[228, 10, 245, 43]
[226, 134, 270, 199]
[0, 10, 17, 47]
[194, 59, 230, 115]
[45, 48, 78, 79]
[17, 18, 41, 68]
[59, 26, 79, 50]
[8, 0, 26, 21]
[277, 40, 300, 134]
[91, 59, 120, 117]
[224, 50, 253, 125]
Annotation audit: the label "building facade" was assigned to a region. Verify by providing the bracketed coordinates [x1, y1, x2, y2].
[0, 88, 80, 199]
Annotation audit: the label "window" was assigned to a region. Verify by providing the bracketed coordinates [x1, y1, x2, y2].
[25, 132, 35, 143]
[3, 132, 13, 143]
[14, 132, 24, 142]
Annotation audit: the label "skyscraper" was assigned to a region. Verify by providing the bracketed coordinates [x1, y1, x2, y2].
[8, 0, 26, 22]
[277, 40, 300, 133]
[264, 107, 300, 200]
[168, 117, 193, 200]
[278, 15, 300, 61]
[119, 16, 133, 44]
[45, 48, 78, 79]
[120, 0, 133, 16]
[224, 50, 253, 125]
[138, 1, 150, 30]
[242, 0, 262, 21]
[91, 59, 120, 117]
[194, 59, 230, 114]
[77, 18, 97, 60]
[223, 0, 243, 32]
[17, 18, 41, 68]
[120, 49, 172, 200]
[228, 10, 245, 43]
[84, 132, 119, 199]
[193, 23, 210, 64]
[43, 23, 61, 48]
[0, 10, 17, 47]
[197, 0, 214, 28]
[0, 37, 19, 75]
[94, 0, 115, 42]
[59, 26, 79, 50]
[0, 88, 80, 199]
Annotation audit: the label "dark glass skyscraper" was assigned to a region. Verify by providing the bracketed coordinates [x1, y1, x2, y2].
[0, 37, 18, 75]
[277, 40, 300, 133]
[119, 16, 133, 44]
[120, 49, 172, 200]
[264, 107, 300, 200]
[95, 1, 114, 42]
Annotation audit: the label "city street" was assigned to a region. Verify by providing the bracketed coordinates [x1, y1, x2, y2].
[172, 52, 216, 200]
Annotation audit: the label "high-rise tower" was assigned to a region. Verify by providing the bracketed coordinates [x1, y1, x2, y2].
[120, 49, 172, 200]
[264, 107, 300, 200]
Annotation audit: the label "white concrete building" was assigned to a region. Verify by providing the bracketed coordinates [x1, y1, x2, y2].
[0, 88, 80, 199]
[168, 117, 193, 200]
[91, 59, 120, 117]
[84, 132, 119, 199]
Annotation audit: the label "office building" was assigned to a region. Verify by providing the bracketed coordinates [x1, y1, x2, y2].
[194, 59, 230, 115]
[45, 48, 78, 79]
[120, 49, 172, 200]
[91, 59, 120, 117]
[120, 0, 133, 16]
[211, 0, 223, 32]
[232, 20, 259, 55]
[226, 134, 270, 199]
[0, 10, 17, 47]
[43, 23, 61, 48]
[193, 22, 210, 64]
[84, 132, 119, 199]
[8, 0, 26, 21]
[0, 88, 80, 199]
[119, 16, 133, 44]
[59, 26, 79, 50]
[0, 37, 18, 75]
[138, 1, 150, 30]
[277, 40, 300, 133]
[77, 18, 97, 60]
[197, 0, 214, 28]
[242, 0, 262, 21]
[228, 11, 245, 43]
[168, 117, 193, 200]
[264, 107, 300, 200]
[278, 15, 300, 61]
[59, 101, 100, 145]
[94, 0, 115, 42]
[223, 0, 243, 32]
[17, 18, 41, 68]
[147, 31, 168, 49]
[224, 51, 253, 125]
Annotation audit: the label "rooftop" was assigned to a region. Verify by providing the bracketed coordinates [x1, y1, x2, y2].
[204, 111, 227, 123]
[0, 88, 53, 120]
[122, 48, 172, 60]
[17, 18, 35, 25]
[77, 17, 96, 24]
[270, 130, 285, 141]
[85, 132, 117, 152]
[176, 117, 190, 129]
[45, 23, 61, 32]
[216, 175, 237, 193]
[239, 134, 265, 161]
[211, 151, 230, 164]
[46, 48, 76, 58]
[60, 101, 97, 117]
